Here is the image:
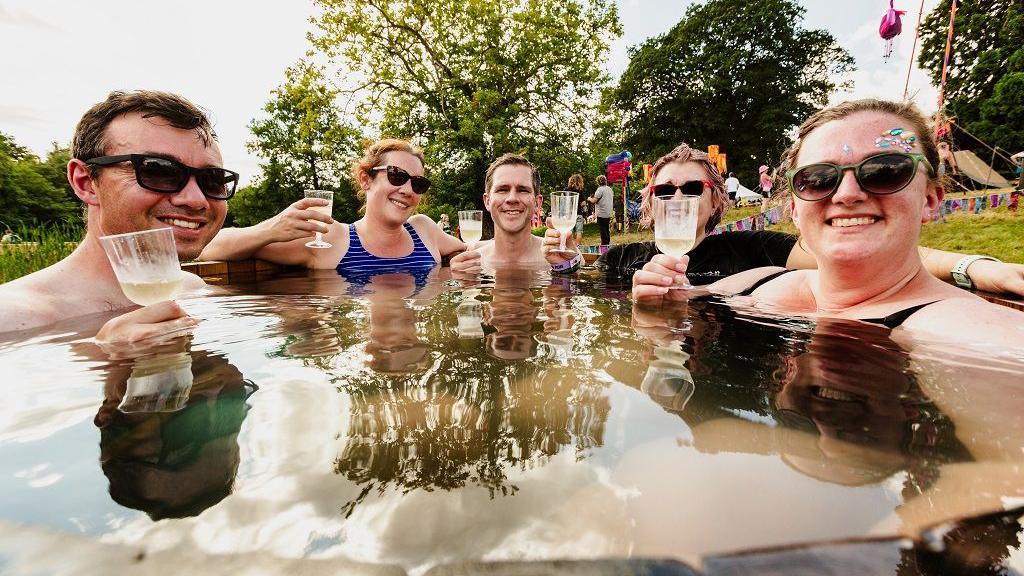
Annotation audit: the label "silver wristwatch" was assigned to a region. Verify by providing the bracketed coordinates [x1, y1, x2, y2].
[950, 255, 1000, 290]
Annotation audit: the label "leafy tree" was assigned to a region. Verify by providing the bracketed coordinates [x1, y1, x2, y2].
[0, 132, 80, 228]
[310, 0, 621, 215]
[919, 0, 1024, 153]
[236, 63, 364, 227]
[609, 0, 854, 180]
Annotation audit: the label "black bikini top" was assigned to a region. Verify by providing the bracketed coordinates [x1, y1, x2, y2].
[735, 269, 940, 329]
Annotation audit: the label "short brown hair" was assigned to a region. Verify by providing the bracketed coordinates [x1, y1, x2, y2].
[351, 138, 426, 205]
[484, 153, 540, 195]
[595, 175, 607, 186]
[639, 143, 728, 234]
[778, 98, 944, 197]
[72, 90, 216, 162]
[567, 173, 584, 192]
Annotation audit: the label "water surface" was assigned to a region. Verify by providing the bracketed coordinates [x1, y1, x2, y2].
[1, 267, 1022, 574]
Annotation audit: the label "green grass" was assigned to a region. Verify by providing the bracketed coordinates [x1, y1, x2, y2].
[918, 208, 1024, 263]
[0, 223, 83, 284]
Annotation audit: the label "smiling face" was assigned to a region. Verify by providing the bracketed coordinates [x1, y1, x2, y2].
[791, 111, 940, 266]
[87, 113, 228, 261]
[485, 163, 536, 235]
[649, 161, 716, 245]
[361, 151, 425, 225]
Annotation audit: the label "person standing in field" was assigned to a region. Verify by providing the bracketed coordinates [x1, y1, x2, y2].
[758, 165, 773, 198]
[589, 175, 614, 246]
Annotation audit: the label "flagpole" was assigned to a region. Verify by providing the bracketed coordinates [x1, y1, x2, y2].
[902, 0, 927, 99]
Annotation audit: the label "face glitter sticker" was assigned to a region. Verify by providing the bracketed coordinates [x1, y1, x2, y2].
[842, 144, 851, 153]
[874, 128, 917, 152]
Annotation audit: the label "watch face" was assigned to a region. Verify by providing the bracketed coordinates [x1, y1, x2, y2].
[952, 272, 972, 289]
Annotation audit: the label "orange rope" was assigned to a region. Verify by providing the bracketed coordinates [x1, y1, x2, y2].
[936, 0, 958, 111]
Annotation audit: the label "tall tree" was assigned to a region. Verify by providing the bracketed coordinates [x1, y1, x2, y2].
[237, 63, 363, 227]
[919, 0, 1024, 154]
[0, 132, 80, 228]
[310, 0, 621, 215]
[609, 0, 853, 181]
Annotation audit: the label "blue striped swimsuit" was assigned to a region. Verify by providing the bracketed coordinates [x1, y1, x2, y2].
[336, 222, 438, 282]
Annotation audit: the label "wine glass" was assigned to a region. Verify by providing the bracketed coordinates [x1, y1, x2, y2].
[458, 210, 483, 247]
[654, 197, 700, 289]
[305, 189, 334, 249]
[100, 227, 184, 306]
[550, 191, 579, 256]
[119, 352, 194, 413]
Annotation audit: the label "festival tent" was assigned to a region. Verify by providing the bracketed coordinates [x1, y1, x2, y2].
[735, 184, 763, 204]
[952, 150, 1012, 188]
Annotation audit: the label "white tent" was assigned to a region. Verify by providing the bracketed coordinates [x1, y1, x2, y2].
[735, 184, 763, 204]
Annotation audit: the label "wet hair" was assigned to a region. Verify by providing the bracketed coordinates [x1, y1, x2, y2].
[72, 90, 216, 164]
[567, 173, 584, 192]
[351, 138, 426, 205]
[484, 153, 540, 195]
[778, 98, 945, 198]
[639, 143, 728, 234]
[595, 175, 607, 186]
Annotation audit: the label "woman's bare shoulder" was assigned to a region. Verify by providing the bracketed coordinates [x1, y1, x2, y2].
[903, 297, 1024, 349]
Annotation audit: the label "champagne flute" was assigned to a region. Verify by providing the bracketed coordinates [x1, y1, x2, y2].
[305, 189, 334, 249]
[458, 210, 483, 247]
[654, 197, 700, 289]
[550, 191, 579, 256]
[100, 227, 184, 306]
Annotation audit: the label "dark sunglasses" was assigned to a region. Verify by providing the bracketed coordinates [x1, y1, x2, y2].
[370, 165, 431, 194]
[650, 179, 710, 199]
[786, 152, 935, 202]
[85, 154, 239, 200]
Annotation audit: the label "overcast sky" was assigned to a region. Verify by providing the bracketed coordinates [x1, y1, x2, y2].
[1, 0, 940, 184]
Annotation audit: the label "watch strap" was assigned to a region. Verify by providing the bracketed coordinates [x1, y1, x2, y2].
[950, 255, 999, 290]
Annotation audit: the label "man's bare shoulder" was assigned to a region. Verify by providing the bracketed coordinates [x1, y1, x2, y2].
[0, 272, 65, 332]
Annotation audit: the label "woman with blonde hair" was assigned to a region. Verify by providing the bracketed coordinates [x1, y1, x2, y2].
[201, 138, 464, 279]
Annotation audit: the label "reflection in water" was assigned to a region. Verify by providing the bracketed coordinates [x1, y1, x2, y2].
[94, 348, 255, 520]
[333, 270, 609, 517]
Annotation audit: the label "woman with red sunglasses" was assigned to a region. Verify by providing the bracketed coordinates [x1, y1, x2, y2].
[201, 138, 464, 280]
[632, 99, 1024, 346]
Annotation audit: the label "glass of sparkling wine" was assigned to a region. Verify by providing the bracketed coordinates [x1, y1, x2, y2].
[305, 189, 334, 249]
[458, 210, 483, 247]
[100, 227, 184, 306]
[654, 196, 700, 289]
[550, 191, 579, 256]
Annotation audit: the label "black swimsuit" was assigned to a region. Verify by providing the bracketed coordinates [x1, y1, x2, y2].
[735, 269, 940, 328]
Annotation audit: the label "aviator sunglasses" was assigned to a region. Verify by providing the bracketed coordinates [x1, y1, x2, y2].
[786, 152, 935, 202]
[85, 154, 239, 200]
[370, 165, 431, 194]
[650, 179, 711, 199]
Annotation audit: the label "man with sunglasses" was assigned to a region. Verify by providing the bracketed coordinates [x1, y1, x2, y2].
[1, 91, 233, 337]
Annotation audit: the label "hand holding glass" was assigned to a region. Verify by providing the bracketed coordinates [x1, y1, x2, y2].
[550, 191, 579, 256]
[458, 210, 483, 247]
[100, 227, 183, 306]
[305, 189, 334, 249]
[654, 197, 700, 289]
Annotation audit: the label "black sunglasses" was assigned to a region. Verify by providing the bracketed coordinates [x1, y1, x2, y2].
[650, 180, 709, 199]
[85, 154, 239, 200]
[786, 152, 935, 202]
[370, 165, 431, 194]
